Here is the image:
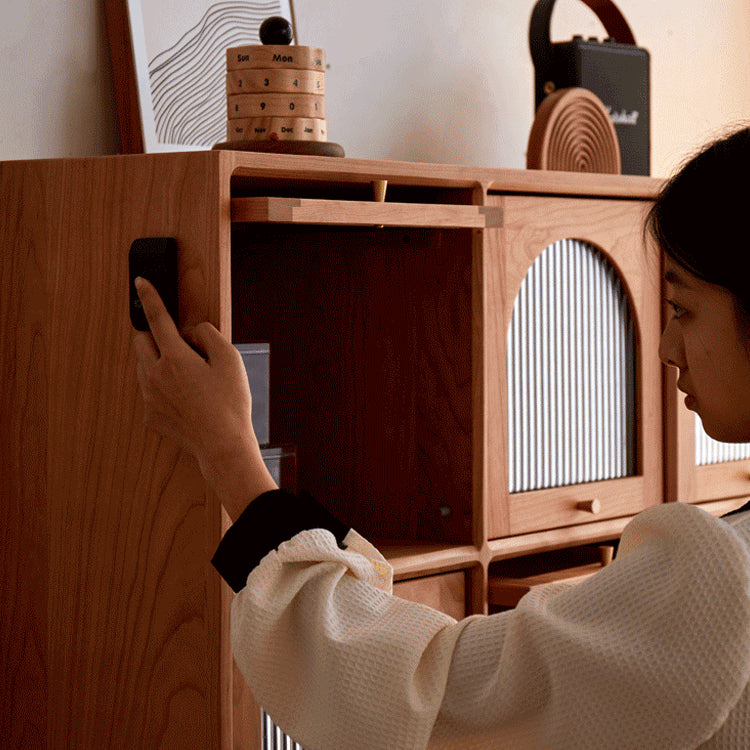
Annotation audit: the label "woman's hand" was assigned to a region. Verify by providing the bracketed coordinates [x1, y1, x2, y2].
[132, 277, 277, 520]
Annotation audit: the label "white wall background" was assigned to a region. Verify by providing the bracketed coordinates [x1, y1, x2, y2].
[1, 0, 749, 177]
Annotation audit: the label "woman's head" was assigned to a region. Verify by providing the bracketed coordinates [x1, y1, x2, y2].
[647, 126, 750, 321]
[650, 126, 750, 442]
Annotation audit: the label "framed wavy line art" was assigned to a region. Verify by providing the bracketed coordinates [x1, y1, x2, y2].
[105, 0, 296, 153]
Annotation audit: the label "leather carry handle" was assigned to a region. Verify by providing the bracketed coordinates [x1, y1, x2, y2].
[530, 0, 637, 99]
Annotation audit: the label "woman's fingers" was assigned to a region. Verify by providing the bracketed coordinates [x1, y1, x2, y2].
[133, 330, 160, 364]
[182, 321, 242, 370]
[135, 276, 181, 355]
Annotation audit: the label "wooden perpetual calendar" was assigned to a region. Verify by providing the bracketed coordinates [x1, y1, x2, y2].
[216, 16, 344, 157]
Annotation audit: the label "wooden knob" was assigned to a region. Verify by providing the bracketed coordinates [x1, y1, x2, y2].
[576, 499, 601, 514]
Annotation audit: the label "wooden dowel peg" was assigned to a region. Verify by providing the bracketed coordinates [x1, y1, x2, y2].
[372, 180, 388, 202]
[576, 499, 601, 515]
[598, 544, 615, 566]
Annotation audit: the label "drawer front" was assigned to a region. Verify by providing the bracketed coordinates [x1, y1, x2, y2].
[393, 570, 466, 620]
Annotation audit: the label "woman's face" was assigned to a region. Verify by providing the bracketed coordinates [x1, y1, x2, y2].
[660, 256, 750, 442]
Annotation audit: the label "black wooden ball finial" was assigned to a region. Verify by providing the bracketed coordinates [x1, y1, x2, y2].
[259, 16, 293, 45]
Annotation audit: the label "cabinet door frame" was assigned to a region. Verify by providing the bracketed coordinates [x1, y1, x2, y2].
[483, 194, 662, 538]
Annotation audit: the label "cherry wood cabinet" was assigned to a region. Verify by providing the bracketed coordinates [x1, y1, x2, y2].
[5, 150, 729, 749]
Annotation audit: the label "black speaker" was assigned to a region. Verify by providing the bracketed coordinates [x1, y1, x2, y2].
[530, 0, 650, 175]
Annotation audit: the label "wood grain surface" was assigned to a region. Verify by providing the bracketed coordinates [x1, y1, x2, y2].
[1, 153, 236, 748]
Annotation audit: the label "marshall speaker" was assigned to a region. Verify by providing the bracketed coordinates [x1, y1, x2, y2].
[530, 0, 650, 175]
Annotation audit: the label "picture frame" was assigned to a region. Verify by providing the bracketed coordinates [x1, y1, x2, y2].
[105, 0, 297, 153]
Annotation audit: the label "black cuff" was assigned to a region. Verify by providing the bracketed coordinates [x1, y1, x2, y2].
[211, 489, 351, 593]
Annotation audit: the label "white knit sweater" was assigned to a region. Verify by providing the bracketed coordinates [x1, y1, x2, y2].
[230, 503, 750, 749]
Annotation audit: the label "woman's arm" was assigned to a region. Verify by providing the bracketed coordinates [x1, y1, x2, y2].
[229, 503, 750, 750]
[131, 280, 750, 749]
[132, 276, 277, 521]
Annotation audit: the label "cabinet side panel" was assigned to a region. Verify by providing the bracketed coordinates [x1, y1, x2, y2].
[0, 162, 50, 748]
[42, 154, 229, 749]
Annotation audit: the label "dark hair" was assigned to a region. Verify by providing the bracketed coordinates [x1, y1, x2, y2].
[646, 125, 750, 319]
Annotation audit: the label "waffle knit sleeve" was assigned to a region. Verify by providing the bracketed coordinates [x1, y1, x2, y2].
[228, 502, 750, 750]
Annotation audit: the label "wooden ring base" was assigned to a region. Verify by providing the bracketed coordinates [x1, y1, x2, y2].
[212, 140, 345, 157]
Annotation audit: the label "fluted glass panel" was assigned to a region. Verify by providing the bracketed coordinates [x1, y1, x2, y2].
[263, 710, 305, 750]
[695, 415, 750, 465]
[507, 239, 636, 493]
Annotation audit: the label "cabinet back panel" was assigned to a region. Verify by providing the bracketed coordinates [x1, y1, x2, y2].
[232, 225, 474, 543]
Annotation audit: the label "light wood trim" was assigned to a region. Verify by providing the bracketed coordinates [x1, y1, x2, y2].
[477, 196, 510, 537]
[230, 196, 503, 228]
[380, 544, 480, 581]
[698, 497, 750, 517]
[489, 562, 606, 608]
[220, 150, 662, 198]
[695, 461, 750, 503]
[487, 516, 631, 562]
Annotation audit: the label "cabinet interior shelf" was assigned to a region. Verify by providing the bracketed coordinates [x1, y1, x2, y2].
[231, 196, 503, 228]
[488, 562, 607, 608]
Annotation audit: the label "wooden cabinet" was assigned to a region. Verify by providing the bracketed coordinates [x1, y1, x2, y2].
[3, 151, 677, 749]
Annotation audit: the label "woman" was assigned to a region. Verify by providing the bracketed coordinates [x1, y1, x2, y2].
[133, 127, 750, 749]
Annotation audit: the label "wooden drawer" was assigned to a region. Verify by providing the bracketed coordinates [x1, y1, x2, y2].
[393, 570, 467, 620]
[488, 543, 615, 611]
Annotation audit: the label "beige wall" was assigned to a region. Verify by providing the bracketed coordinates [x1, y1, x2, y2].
[2, 1, 749, 176]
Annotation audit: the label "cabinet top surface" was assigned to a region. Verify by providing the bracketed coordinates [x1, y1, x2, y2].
[0, 149, 662, 199]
